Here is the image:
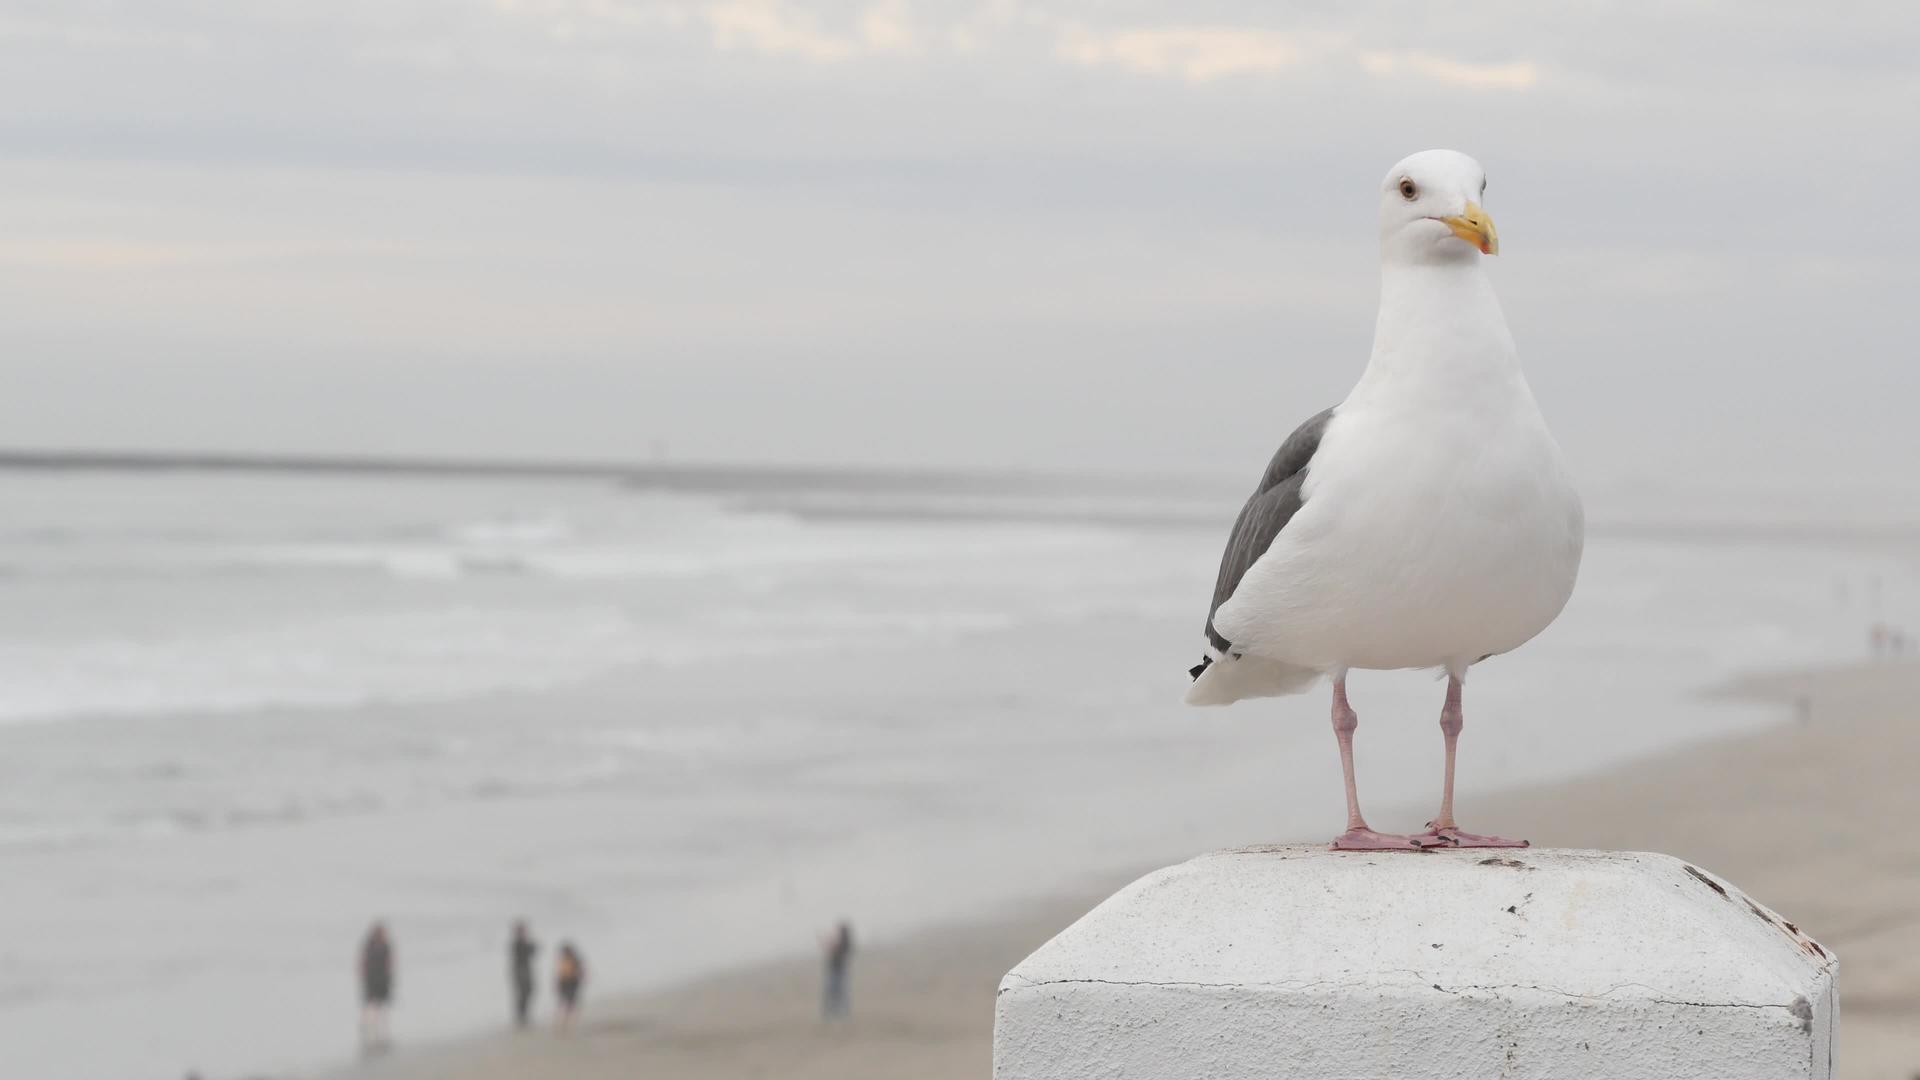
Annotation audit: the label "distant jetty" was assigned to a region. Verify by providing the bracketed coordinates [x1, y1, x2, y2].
[0, 446, 1170, 493]
[0, 448, 1233, 528]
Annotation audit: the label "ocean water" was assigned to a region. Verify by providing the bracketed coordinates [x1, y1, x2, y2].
[0, 467, 1912, 1079]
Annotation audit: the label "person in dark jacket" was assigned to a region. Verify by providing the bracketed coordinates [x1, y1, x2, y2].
[509, 920, 540, 1029]
[358, 922, 395, 1053]
[821, 920, 854, 1020]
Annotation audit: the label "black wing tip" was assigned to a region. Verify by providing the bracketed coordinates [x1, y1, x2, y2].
[1188, 656, 1213, 680]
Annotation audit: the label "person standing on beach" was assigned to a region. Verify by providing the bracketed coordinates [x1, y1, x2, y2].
[554, 942, 586, 1033]
[509, 920, 539, 1029]
[821, 920, 854, 1021]
[358, 922, 395, 1053]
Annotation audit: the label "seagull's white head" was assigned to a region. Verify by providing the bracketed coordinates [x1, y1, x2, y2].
[1378, 149, 1498, 265]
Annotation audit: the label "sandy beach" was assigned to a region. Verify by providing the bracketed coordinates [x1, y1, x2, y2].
[324, 658, 1920, 1080]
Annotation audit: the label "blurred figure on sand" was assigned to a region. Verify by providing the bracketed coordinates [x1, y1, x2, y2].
[509, 920, 539, 1029]
[821, 920, 854, 1021]
[554, 942, 585, 1032]
[358, 922, 394, 1053]
[1870, 623, 1912, 658]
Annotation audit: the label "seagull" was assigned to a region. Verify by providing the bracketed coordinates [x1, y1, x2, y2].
[1186, 149, 1584, 851]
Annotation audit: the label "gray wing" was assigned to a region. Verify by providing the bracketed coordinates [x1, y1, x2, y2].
[1193, 407, 1333, 672]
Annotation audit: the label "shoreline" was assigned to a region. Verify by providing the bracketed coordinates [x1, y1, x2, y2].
[320, 657, 1920, 1080]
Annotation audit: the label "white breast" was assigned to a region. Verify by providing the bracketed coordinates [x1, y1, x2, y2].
[1213, 265, 1584, 676]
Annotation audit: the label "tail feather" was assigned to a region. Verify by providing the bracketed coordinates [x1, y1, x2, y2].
[1184, 648, 1321, 706]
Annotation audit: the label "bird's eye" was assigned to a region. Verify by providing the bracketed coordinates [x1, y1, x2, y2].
[1481, 179, 1488, 196]
[1398, 178, 1418, 200]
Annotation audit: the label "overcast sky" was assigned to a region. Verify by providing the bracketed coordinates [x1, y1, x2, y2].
[2, 2, 1917, 501]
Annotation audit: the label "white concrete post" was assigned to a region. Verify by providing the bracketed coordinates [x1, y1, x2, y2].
[995, 848, 1836, 1079]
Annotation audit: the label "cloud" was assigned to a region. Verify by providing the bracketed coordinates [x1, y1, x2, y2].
[704, 1, 855, 60]
[0, 240, 207, 271]
[859, 0, 920, 54]
[489, 0, 695, 29]
[0, 12, 212, 53]
[1055, 25, 1306, 82]
[1052, 20, 1537, 92]
[1357, 49, 1538, 90]
[702, 0, 920, 62]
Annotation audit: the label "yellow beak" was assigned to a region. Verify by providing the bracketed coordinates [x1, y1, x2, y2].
[1439, 202, 1499, 255]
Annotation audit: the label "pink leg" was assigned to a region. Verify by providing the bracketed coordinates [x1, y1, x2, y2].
[1415, 676, 1527, 849]
[1328, 678, 1424, 851]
